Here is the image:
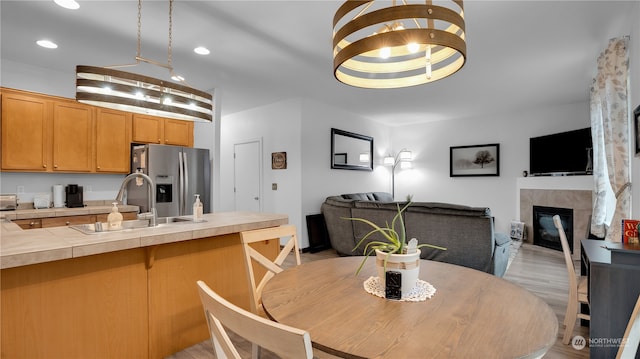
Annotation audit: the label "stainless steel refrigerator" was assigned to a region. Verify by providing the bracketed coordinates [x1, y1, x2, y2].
[127, 144, 211, 217]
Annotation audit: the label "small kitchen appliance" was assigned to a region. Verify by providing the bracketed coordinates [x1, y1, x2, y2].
[65, 184, 84, 208]
[0, 194, 17, 211]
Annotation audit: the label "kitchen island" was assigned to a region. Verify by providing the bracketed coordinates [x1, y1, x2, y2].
[1, 211, 287, 358]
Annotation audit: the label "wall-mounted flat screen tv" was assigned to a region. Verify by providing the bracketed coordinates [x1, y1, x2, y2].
[529, 127, 592, 176]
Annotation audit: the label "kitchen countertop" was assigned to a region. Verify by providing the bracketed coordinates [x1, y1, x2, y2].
[0, 211, 288, 269]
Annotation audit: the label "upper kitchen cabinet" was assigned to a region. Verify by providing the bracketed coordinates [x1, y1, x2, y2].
[95, 108, 132, 173]
[1, 88, 94, 172]
[52, 101, 94, 172]
[1, 90, 52, 171]
[132, 114, 193, 147]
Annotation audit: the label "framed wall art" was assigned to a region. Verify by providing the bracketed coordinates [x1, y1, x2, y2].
[271, 152, 287, 169]
[450, 143, 500, 177]
[634, 105, 640, 156]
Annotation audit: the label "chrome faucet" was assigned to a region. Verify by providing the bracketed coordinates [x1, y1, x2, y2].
[115, 172, 157, 227]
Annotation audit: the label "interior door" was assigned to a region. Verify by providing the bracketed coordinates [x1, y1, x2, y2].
[234, 140, 262, 212]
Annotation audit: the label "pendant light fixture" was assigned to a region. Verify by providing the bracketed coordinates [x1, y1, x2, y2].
[333, 0, 466, 89]
[76, 0, 213, 122]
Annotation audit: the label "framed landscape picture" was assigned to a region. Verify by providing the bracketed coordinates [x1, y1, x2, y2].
[450, 143, 500, 177]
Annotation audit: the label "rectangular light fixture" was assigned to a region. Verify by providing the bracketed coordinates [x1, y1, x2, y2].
[76, 65, 214, 122]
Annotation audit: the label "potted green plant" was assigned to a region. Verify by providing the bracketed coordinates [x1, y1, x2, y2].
[344, 201, 446, 296]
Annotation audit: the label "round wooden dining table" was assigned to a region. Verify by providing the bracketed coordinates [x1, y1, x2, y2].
[261, 257, 558, 359]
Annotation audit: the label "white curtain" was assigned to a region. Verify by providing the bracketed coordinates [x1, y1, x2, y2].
[590, 37, 631, 241]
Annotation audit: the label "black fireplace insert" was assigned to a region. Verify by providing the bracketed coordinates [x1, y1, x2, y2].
[533, 205, 573, 252]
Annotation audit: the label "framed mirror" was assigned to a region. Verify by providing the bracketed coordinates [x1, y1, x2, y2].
[331, 128, 373, 171]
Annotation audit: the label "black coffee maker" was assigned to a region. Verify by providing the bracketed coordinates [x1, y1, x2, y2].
[65, 184, 84, 208]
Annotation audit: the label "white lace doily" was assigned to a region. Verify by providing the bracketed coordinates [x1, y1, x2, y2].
[363, 276, 436, 302]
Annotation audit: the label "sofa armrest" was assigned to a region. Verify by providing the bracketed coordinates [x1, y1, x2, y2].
[492, 232, 511, 277]
[494, 232, 511, 247]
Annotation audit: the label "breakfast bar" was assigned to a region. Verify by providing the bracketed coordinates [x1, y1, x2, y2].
[1, 211, 287, 359]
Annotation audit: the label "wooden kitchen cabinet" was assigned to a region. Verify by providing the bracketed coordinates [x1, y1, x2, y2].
[12, 218, 43, 230]
[163, 118, 194, 146]
[1, 88, 94, 173]
[15, 212, 137, 230]
[1, 88, 195, 174]
[41, 214, 96, 228]
[52, 101, 94, 172]
[132, 114, 193, 147]
[95, 108, 132, 173]
[1, 90, 52, 171]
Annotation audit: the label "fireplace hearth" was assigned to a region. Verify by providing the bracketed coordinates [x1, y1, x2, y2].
[533, 206, 573, 253]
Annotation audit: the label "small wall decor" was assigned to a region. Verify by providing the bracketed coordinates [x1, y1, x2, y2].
[634, 105, 640, 156]
[450, 143, 500, 177]
[271, 152, 287, 169]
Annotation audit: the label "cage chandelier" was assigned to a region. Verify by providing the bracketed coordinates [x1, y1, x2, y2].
[333, 0, 466, 89]
[76, 0, 213, 122]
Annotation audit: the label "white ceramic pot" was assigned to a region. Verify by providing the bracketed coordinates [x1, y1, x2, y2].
[375, 248, 421, 298]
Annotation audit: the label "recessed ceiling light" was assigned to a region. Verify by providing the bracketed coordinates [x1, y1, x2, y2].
[36, 40, 58, 49]
[194, 46, 210, 55]
[54, 0, 80, 10]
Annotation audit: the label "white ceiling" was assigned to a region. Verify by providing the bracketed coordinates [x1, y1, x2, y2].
[0, 1, 636, 126]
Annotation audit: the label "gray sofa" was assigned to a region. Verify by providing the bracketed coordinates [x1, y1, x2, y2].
[320, 192, 511, 277]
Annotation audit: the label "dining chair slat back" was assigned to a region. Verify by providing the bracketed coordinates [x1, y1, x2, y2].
[240, 224, 301, 314]
[553, 214, 590, 345]
[196, 280, 313, 359]
[616, 294, 640, 359]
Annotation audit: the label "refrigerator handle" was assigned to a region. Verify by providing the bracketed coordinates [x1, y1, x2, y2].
[179, 152, 185, 215]
[183, 152, 190, 213]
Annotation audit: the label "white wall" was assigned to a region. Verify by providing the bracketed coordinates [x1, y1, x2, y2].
[390, 102, 591, 234]
[220, 98, 392, 248]
[300, 99, 392, 244]
[219, 99, 303, 238]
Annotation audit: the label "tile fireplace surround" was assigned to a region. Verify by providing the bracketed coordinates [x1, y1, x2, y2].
[517, 176, 593, 259]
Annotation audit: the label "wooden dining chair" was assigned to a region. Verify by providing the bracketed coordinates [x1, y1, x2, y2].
[240, 224, 301, 315]
[616, 294, 640, 359]
[196, 280, 314, 359]
[553, 215, 590, 344]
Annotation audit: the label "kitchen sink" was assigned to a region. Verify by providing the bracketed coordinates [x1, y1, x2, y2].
[155, 216, 196, 224]
[69, 217, 204, 235]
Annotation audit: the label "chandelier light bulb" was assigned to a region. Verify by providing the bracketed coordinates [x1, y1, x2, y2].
[425, 46, 432, 79]
[407, 42, 420, 53]
[380, 47, 391, 59]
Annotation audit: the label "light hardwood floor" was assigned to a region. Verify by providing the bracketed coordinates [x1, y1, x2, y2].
[168, 242, 590, 359]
